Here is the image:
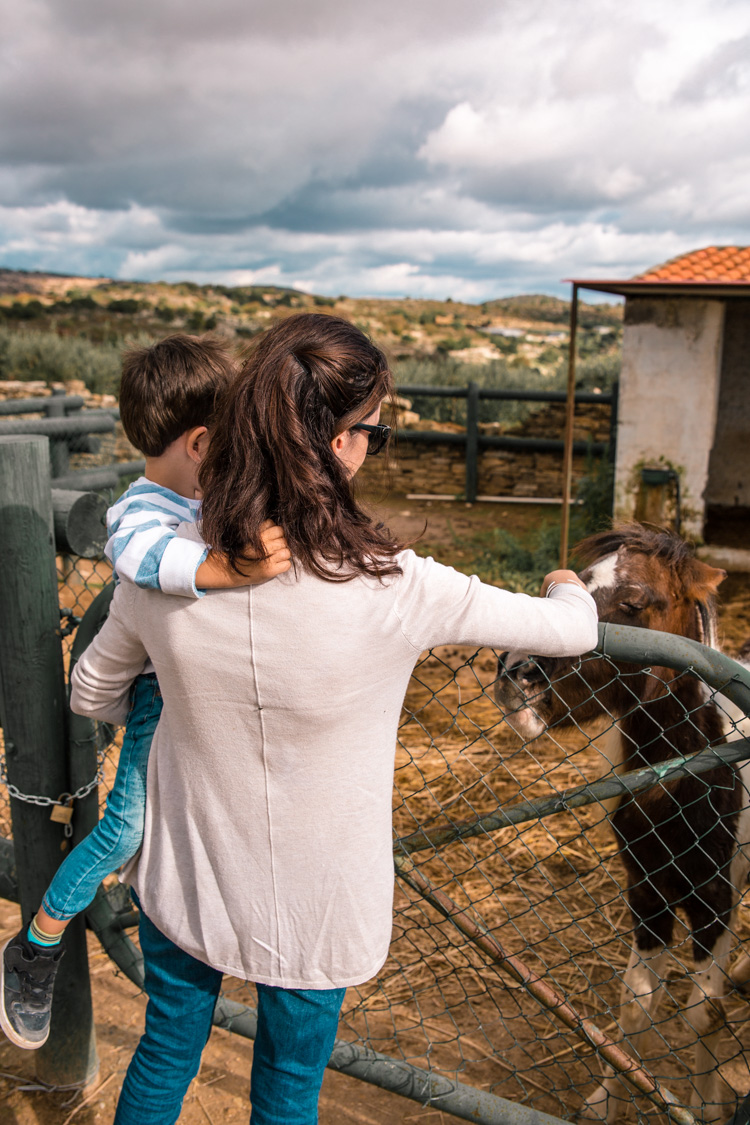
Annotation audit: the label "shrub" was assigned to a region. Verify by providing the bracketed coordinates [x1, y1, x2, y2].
[0, 326, 124, 393]
[571, 451, 615, 541]
[575, 352, 620, 390]
[393, 355, 562, 428]
[66, 295, 99, 310]
[108, 298, 141, 314]
[436, 335, 472, 353]
[3, 301, 45, 320]
[442, 521, 562, 594]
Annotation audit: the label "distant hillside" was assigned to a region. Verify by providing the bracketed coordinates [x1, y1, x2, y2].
[0, 268, 111, 296]
[483, 293, 622, 328]
[0, 268, 621, 387]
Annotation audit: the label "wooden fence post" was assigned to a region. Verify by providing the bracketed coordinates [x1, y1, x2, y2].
[45, 389, 70, 479]
[0, 435, 98, 1088]
[465, 382, 479, 503]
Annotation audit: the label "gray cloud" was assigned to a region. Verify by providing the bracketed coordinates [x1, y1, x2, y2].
[0, 0, 749, 298]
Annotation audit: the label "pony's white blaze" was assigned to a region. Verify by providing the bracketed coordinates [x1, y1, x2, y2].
[584, 551, 618, 594]
[505, 707, 546, 741]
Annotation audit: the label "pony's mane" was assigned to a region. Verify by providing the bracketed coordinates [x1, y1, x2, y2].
[574, 522, 696, 570]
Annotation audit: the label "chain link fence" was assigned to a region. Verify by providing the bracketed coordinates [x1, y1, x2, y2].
[3, 533, 750, 1123]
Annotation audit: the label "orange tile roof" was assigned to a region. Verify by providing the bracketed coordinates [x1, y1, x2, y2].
[635, 246, 750, 283]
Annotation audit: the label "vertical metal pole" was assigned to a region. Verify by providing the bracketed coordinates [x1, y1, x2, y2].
[560, 285, 579, 568]
[465, 383, 479, 504]
[0, 435, 98, 1088]
[608, 379, 619, 464]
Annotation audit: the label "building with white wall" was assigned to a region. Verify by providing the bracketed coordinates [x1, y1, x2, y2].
[572, 247, 750, 540]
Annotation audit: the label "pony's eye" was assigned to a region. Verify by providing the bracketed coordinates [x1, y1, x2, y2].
[618, 601, 643, 615]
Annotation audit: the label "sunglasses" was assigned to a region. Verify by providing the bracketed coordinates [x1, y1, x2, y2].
[350, 422, 391, 456]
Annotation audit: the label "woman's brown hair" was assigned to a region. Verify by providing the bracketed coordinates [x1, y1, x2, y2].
[199, 313, 402, 581]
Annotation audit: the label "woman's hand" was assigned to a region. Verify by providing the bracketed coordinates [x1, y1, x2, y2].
[540, 569, 588, 597]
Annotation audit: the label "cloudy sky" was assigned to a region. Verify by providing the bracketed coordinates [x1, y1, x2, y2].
[1, 0, 749, 300]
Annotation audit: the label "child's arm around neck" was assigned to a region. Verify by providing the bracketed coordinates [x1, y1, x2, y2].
[108, 428, 291, 595]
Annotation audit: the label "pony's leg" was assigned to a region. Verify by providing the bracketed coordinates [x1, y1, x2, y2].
[684, 928, 736, 1122]
[582, 942, 668, 1123]
[729, 949, 750, 989]
[727, 804, 750, 991]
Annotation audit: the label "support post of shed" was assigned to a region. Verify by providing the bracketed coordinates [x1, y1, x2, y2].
[0, 435, 98, 1089]
[560, 284, 579, 567]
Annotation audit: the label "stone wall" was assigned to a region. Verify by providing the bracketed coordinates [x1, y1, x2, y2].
[0, 378, 613, 501]
[359, 401, 611, 499]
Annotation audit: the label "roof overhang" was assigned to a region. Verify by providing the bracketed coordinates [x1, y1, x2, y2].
[566, 279, 750, 299]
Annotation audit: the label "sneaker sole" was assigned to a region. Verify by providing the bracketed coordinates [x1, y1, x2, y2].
[0, 937, 50, 1050]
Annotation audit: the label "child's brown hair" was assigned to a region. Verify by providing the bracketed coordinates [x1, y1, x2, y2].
[119, 334, 236, 457]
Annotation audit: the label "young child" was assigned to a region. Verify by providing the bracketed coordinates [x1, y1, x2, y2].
[0, 334, 290, 1051]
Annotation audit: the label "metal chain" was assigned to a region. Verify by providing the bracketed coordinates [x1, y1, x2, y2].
[0, 601, 98, 807]
[0, 753, 104, 808]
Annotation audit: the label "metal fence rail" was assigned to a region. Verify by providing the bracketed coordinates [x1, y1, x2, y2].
[2, 448, 750, 1122]
[393, 383, 617, 502]
[0, 381, 613, 501]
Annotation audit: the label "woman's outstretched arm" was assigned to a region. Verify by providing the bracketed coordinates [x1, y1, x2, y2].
[393, 551, 598, 657]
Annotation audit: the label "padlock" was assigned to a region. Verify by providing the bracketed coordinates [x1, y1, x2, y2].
[50, 795, 74, 825]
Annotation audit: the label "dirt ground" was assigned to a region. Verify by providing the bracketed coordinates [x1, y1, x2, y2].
[4, 494, 750, 1124]
[0, 897, 473, 1125]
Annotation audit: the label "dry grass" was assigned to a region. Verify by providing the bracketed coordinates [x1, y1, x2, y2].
[4, 571, 750, 1121]
[330, 644, 750, 1122]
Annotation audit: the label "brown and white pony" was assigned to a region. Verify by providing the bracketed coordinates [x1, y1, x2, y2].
[494, 524, 750, 1122]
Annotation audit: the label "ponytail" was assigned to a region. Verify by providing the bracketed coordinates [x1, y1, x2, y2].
[199, 314, 402, 581]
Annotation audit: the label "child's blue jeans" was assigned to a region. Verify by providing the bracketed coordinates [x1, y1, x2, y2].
[41, 673, 162, 921]
[114, 897, 345, 1125]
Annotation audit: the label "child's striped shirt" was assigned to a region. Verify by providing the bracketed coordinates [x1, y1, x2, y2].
[105, 478, 208, 597]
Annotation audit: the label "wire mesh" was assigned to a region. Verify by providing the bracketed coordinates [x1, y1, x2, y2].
[3, 545, 750, 1123]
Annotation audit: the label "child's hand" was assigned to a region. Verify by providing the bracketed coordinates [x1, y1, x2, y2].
[196, 522, 291, 589]
[540, 569, 588, 597]
[235, 521, 291, 582]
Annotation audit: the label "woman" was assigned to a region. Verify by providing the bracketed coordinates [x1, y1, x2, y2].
[71, 314, 597, 1124]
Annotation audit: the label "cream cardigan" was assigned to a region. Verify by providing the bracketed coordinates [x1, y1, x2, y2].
[71, 540, 597, 989]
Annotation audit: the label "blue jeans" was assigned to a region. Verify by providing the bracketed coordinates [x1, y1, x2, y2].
[42, 673, 162, 920]
[114, 899, 345, 1125]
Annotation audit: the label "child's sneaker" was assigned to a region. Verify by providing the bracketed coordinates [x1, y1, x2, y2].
[0, 929, 64, 1049]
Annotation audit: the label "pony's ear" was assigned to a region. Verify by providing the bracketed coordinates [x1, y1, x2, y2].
[687, 559, 727, 599]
